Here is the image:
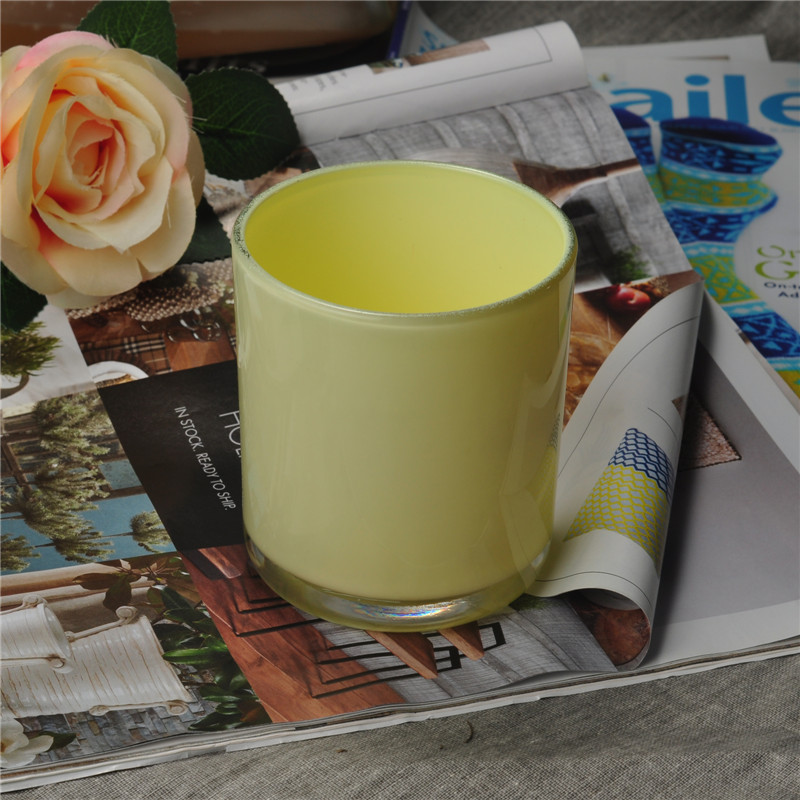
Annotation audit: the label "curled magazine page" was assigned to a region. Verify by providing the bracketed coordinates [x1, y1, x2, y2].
[647, 294, 800, 668]
[532, 274, 704, 627]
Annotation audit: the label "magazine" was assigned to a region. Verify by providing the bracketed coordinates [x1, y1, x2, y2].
[271, 21, 588, 144]
[2, 22, 798, 790]
[584, 53, 800, 404]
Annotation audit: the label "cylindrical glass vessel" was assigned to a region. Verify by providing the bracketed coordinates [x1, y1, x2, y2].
[232, 161, 577, 631]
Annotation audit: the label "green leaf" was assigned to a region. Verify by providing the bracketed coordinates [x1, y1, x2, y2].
[72, 572, 124, 591]
[159, 585, 203, 620]
[188, 712, 242, 732]
[213, 702, 243, 716]
[146, 585, 166, 611]
[1, 263, 46, 333]
[161, 646, 227, 667]
[160, 585, 195, 609]
[228, 671, 252, 693]
[212, 661, 241, 690]
[163, 606, 208, 627]
[178, 197, 231, 264]
[200, 636, 230, 654]
[78, 0, 178, 70]
[153, 621, 201, 651]
[197, 685, 242, 704]
[102, 573, 137, 611]
[186, 68, 299, 180]
[40, 732, 77, 751]
[191, 617, 221, 637]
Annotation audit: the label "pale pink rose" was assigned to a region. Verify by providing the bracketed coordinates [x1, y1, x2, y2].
[1, 31, 205, 308]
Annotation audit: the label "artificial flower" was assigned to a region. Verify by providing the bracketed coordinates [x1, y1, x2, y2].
[1, 30, 205, 308]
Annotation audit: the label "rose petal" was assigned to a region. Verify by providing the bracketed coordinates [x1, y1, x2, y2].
[131, 169, 198, 274]
[0, 234, 68, 296]
[1, 117, 22, 164]
[8, 66, 56, 217]
[90, 158, 175, 250]
[40, 230, 143, 298]
[46, 284, 115, 309]
[40, 99, 136, 220]
[1, 47, 28, 162]
[41, 157, 173, 254]
[36, 102, 161, 247]
[96, 53, 189, 171]
[146, 54, 192, 108]
[74, 92, 157, 183]
[68, 119, 111, 180]
[33, 91, 78, 202]
[8, 50, 110, 224]
[15, 31, 110, 72]
[48, 125, 112, 215]
[65, 91, 158, 182]
[186, 131, 205, 205]
[1, 46, 28, 81]
[3, 45, 108, 147]
[77, 65, 167, 163]
[1, 158, 40, 251]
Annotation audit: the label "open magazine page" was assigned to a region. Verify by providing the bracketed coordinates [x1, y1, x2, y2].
[1, 77, 703, 788]
[585, 54, 800, 404]
[274, 22, 588, 144]
[647, 293, 800, 668]
[534, 274, 701, 621]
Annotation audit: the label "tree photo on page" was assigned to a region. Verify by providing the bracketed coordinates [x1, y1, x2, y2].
[1, 0, 299, 331]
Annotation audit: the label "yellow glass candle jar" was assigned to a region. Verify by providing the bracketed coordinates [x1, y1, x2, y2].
[232, 161, 577, 631]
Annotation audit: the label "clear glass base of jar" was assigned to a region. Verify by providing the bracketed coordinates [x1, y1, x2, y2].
[244, 533, 549, 632]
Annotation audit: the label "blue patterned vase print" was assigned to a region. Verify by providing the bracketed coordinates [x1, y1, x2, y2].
[612, 107, 664, 201]
[612, 109, 800, 397]
[658, 118, 799, 394]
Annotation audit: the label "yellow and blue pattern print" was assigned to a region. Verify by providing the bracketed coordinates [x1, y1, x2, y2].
[565, 428, 675, 568]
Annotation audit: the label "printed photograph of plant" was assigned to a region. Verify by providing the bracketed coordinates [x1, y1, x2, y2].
[1, 387, 170, 574]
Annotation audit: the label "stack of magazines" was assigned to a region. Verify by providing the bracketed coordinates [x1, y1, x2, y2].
[1, 11, 797, 791]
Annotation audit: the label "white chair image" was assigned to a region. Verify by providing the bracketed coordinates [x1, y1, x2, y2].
[1, 595, 194, 717]
[0, 595, 73, 673]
